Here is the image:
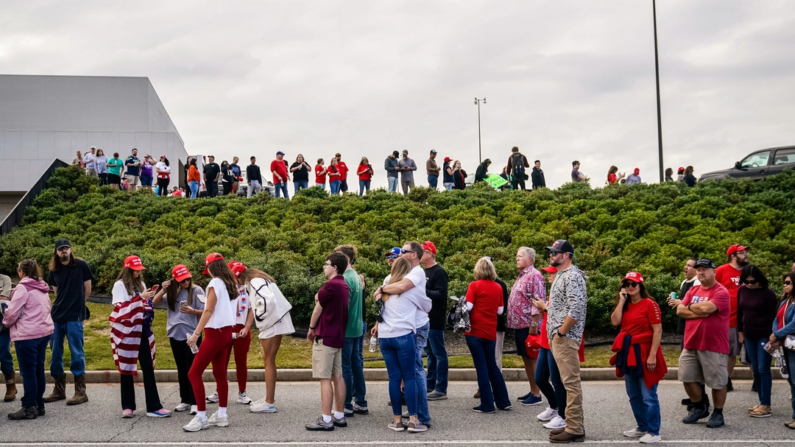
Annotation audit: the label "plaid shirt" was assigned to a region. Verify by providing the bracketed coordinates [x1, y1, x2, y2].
[507, 266, 545, 329]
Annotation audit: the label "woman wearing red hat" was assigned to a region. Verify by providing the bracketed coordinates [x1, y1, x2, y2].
[183, 253, 238, 432]
[609, 272, 667, 444]
[152, 264, 205, 415]
[109, 256, 171, 418]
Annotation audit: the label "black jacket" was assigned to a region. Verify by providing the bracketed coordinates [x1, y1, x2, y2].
[246, 164, 262, 182]
[531, 167, 546, 189]
[475, 163, 489, 182]
[425, 264, 449, 330]
[453, 169, 467, 190]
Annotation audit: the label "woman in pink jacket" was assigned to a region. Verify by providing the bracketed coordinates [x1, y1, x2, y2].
[2, 259, 54, 420]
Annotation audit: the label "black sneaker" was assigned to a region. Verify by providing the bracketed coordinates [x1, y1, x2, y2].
[682, 405, 710, 424]
[332, 415, 348, 427]
[706, 412, 725, 428]
[472, 406, 496, 414]
[343, 409, 354, 418]
[352, 404, 369, 415]
[37, 407, 45, 416]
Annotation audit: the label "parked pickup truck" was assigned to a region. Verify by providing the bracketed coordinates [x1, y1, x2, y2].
[700, 145, 795, 181]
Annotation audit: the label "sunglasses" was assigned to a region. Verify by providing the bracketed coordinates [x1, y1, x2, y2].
[785, 281, 793, 286]
[623, 281, 639, 288]
[549, 251, 561, 257]
[387, 255, 397, 260]
[745, 279, 758, 285]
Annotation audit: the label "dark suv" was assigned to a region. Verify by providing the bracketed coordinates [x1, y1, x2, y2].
[699, 145, 795, 181]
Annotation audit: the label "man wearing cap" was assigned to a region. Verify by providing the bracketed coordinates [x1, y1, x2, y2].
[45, 239, 94, 405]
[426, 150, 440, 190]
[246, 156, 263, 198]
[442, 157, 454, 191]
[509, 247, 544, 406]
[271, 152, 290, 199]
[420, 241, 449, 401]
[334, 154, 349, 194]
[545, 240, 588, 443]
[84, 147, 98, 178]
[383, 247, 400, 271]
[507, 147, 530, 191]
[715, 244, 749, 392]
[125, 148, 141, 191]
[626, 168, 642, 185]
[676, 258, 731, 428]
[230, 157, 242, 194]
[203, 156, 221, 198]
[384, 151, 400, 193]
[398, 150, 417, 195]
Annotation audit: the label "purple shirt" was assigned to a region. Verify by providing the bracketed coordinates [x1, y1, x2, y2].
[315, 275, 349, 349]
[507, 266, 544, 329]
[141, 161, 154, 177]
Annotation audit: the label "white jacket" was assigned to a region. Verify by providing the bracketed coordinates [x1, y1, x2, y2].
[246, 277, 292, 331]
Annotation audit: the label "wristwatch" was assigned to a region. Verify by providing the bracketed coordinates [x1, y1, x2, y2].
[556, 331, 565, 338]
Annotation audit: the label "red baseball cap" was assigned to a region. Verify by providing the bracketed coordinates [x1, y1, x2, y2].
[203, 252, 225, 274]
[541, 266, 557, 274]
[228, 260, 243, 270]
[421, 241, 437, 255]
[726, 244, 748, 257]
[230, 263, 247, 279]
[123, 256, 146, 270]
[171, 264, 192, 282]
[444, 157, 453, 162]
[623, 272, 644, 283]
[633, 168, 640, 175]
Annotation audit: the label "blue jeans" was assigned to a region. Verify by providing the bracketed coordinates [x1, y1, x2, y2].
[466, 335, 511, 412]
[358, 180, 370, 196]
[330, 180, 341, 195]
[624, 375, 661, 436]
[380, 333, 418, 416]
[207, 181, 218, 198]
[425, 329, 448, 394]
[50, 321, 86, 377]
[140, 175, 153, 187]
[16, 335, 49, 409]
[785, 349, 795, 418]
[444, 183, 454, 191]
[744, 337, 772, 406]
[189, 181, 199, 199]
[428, 175, 438, 189]
[274, 182, 289, 198]
[535, 347, 566, 415]
[387, 176, 399, 193]
[342, 328, 367, 411]
[0, 330, 14, 377]
[414, 322, 431, 425]
[294, 180, 308, 194]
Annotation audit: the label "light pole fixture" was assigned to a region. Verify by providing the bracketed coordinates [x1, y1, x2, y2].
[474, 97, 486, 163]
[653, 0, 664, 182]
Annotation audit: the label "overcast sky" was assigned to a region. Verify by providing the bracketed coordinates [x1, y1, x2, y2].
[2, 0, 794, 189]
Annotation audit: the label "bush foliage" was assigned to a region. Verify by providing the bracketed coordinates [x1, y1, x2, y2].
[2, 166, 794, 335]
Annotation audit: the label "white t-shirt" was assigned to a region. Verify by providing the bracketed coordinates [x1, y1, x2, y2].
[83, 152, 96, 171]
[205, 278, 236, 329]
[378, 293, 418, 339]
[111, 280, 146, 304]
[381, 266, 432, 329]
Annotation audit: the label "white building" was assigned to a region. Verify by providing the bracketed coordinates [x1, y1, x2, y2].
[0, 75, 189, 221]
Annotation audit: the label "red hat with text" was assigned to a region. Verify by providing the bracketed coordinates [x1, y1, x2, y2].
[726, 244, 748, 257]
[421, 241, 437, 255]
[123, 256, 146, 270]
[229, 262, 247, 278]
[622, 271, 644, 283]
[172, 264, 192, 282]
[203, 252, 225, 274]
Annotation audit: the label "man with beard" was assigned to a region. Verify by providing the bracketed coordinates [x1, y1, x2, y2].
[45, 239, 94, 405]
[715, 244, 749, 392]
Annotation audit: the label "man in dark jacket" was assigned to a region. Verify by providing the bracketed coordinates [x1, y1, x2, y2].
[420, 241, 449, 401]
[531, 160, 546, 189]
[475, 159, 491, 183]
[507, 147, 530, 190]
[384, 151, 399, 193]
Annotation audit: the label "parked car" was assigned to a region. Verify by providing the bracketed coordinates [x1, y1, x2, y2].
[700, 145, 795, 181]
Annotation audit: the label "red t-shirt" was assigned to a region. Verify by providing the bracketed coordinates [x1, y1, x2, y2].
[621, 298, 661, 336]
[270, 159, 288, 185]
[357, 164, 372, 181]
[715, 264, 742, 327]
[465, 280, 503, 341]
[315, 165, 326, 184]
[681, 283, 731, 354]
[327, 165, 340, 181]
[608, 173, 617, 184]
[337, 161, 349, 181]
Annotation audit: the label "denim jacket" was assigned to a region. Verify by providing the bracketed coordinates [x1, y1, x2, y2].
[772, 299, 795, 340]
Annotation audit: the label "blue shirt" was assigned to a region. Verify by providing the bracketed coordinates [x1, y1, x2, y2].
[126, 156, 140, 176]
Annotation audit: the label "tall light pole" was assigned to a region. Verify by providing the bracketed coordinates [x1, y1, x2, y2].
[474, 97, 486, 163]
[653, 0, 664, 182]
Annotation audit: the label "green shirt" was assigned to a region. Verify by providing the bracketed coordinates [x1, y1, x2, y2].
[343, 269, 363, 338]
[107, 158, 124, 176]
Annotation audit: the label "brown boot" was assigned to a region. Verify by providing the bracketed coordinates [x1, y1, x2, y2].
[549, 430, 585, 443]
[66, 374, 88, 406]
[4, 372, 17, 402]
[44, 374, 66, 403]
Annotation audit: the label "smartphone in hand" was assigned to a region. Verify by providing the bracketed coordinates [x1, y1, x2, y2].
[150, 285, 160, 292]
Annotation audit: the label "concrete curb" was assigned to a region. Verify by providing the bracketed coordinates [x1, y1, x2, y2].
[31, 367, 780, 384]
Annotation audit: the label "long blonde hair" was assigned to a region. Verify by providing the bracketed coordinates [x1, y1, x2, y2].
[116, 268, 146, 296]
[383, 257, 412, 302]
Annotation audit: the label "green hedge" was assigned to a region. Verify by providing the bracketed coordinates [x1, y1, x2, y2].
[2, 166, 794, 335]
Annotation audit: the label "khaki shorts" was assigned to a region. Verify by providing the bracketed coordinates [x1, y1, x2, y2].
[127, 175, 139, 186]
[678, 349, 728, 390]
[312, 339, 342, 379]
[728, 327, 742, 356]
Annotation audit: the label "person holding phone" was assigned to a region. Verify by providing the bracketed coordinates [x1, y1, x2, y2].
[152, 264, 205, 415]
[110, 256, 171, 418]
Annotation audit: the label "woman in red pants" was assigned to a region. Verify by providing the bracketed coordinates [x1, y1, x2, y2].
[183, 253, 237, 432]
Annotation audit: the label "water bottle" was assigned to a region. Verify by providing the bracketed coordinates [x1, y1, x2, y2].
[369, 335, 378, 353]
[186, 333, 199, 354]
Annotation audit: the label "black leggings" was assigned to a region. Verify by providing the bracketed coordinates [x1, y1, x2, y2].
[120, 334, 162, 412]
[170, 337, 201, 406]
[157, 178, 170, 196]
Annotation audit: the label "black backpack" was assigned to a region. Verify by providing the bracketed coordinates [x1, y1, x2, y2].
[511, 153, 526, 176]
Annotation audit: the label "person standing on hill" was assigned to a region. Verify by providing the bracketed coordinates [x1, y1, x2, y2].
[442, 157, 455, 191]
[125, 148, 141, 192]
[315, 159, 328, 189]
[271, 151, 290, 199]
[452, 161, 467, 190]
[684, 166, 697, 187]
[421, 241, 449, 401]
[507, 147, 530, 191]
[665, 168, 674, 182]
[328, 159, 342, 195]
[531, 160, 546, 189]
[290, 154, 312, 194]
[335, 153, 349, 194]
[84, 147, 97, 178]
[571, 161, 586, 183]
[475, 159, 491, 183]
[187, 158, 201, 199]
[607, 166, 624, 185]
[385, 151, 400, 193]
[230, 157, 242, 194]
[247, 157, 263, 198]
[45, 239, 93, 406]
[626, 168, 642, 185]
[715, 244, 749, 392]
[107, 152, 124, 190]
[426, 150, 440, 190]
[356, 158, 373, 196]
[398, 150, 417, 195]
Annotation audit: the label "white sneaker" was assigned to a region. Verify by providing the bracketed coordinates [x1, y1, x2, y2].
[206, 391, 219, 403]
[189, 405, 198, 415]
[183, 414, 209, 432]
[623, 428, 647, 438]
[207, 411, 229, 427]
[174, 403, 190, 412]
[250, 398, 278, 413]
[639, 433, 661, 444]
[237, 391, 252, 405]
[537, 407, 558, 422]
[543, 416, 566, 429]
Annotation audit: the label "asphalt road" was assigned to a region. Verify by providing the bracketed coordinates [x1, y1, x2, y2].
[0, 379, 793, 446]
